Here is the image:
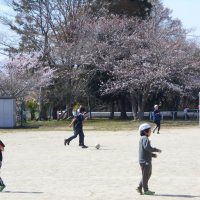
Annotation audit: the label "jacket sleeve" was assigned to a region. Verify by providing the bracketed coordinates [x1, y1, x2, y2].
[142, 137, 159, 153]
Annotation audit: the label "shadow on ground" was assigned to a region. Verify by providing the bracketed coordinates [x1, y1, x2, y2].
[155, 194, 200, 198]
[2, 191, 43, 194]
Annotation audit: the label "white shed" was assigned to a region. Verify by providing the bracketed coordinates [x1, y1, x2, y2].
[0, 97, 16, 128]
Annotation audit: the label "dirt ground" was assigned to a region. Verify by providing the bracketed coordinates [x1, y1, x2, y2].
[0, 126, 200, 200]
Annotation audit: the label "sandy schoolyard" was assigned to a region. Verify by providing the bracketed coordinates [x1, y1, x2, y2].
[0, 126, 200, 200]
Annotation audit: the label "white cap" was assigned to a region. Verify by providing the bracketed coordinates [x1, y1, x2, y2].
[154, 104, 158, 109]
[139, 123, 151, 132]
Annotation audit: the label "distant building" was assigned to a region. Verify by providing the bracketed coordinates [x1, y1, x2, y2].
[0, 97, 16, 128]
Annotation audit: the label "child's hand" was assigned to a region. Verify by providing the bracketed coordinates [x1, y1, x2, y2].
[0, 141, 5, 151]
[69, 124, 72, 128]
[152, 153, 157, 158]
[157, 149, 162, 153]
[0, 146, 4, 151]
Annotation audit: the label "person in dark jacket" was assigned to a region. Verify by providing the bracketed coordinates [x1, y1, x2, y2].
[153, 105, 161, 134]
[0, 140, 6, 192]
[136, 123, 162, 195]
[64, 106, 88, 148]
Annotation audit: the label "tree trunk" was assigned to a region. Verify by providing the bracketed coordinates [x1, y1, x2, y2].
[53, 106, 58, 119]
[31, 112, 35, 120]
[120, 96, 128, 119]
[130, 95, 138, 120]
[137, 105, 144, 120]
[88, 95, 92, 119]
[110, 100, 115, 119]
[137, 94, 147, 120]
[66, 98, 73, 118]
[39, 87, 47, 120]
[66, 79, 73, 118]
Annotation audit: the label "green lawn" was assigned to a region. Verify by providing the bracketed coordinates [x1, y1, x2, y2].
[0, 119, 198, 133]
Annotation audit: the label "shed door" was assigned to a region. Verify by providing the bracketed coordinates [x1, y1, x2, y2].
[0, 99, 16, 127]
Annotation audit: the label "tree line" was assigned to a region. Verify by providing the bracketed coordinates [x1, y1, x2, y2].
[0, 0, 200, 120]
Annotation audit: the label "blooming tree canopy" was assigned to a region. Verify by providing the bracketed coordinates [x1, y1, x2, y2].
[0, 51, 54, 97]
[70, 2, 200, 119]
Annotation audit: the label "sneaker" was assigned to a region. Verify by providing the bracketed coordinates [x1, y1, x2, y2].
[144, 190, 155, 195]
[136, 187, 143, 195]
[157, 132, 160, 134]
[64, 139, 70, 146]
[0, 185, 6, 192]
[81, 145, 88, 148]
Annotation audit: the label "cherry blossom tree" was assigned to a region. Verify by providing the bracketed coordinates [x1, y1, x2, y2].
[0, 51, 54, 98]
[73, 2, 200, 120]
[119, 4, 200, 119]
[2, 0, 199, 120]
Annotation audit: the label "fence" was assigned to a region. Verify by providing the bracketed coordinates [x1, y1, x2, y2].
[24, 110, 199, 120]
[63, 110, 199, 120]
[149, 110, 199, 121]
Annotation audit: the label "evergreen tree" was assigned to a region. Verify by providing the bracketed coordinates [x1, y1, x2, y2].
[90, 0, 154, 17]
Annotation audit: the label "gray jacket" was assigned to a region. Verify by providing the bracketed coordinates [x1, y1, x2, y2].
[139, 136, 159, 164]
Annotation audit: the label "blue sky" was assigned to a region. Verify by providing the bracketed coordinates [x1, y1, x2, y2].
[162, 0, 200, 37]
[0, 0, 200, 63]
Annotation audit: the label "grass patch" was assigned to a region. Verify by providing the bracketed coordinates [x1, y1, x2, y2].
[0, 119, 198, 133]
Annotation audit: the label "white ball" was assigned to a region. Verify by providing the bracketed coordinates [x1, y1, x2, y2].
[95, 144, 101, 149]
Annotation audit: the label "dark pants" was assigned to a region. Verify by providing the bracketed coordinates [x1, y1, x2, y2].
[67, 130, 85, 145]
[153, 120, 160, 133]
[138, 162, 152, 192]
[0, 161, 5, 186]
[184, 113, 190, 120]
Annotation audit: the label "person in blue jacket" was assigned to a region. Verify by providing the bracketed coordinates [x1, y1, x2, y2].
[152, 105, 161, 134]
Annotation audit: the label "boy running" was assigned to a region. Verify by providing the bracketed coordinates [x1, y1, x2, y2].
[64, 106, 88, 148]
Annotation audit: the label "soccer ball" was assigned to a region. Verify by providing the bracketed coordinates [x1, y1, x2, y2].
[95, 144, 101, 149]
